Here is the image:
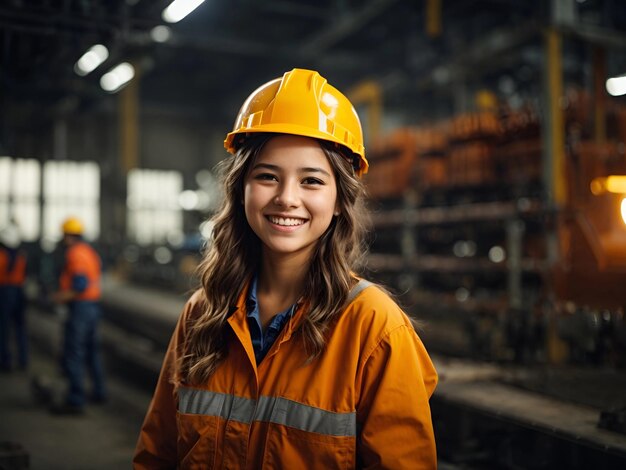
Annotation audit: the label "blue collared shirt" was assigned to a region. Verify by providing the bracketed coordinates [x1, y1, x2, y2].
[246, 275, 296, 364]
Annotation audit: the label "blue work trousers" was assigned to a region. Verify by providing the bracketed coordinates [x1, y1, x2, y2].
[0, 285, 27, 369]
[62, 301, 106, 406]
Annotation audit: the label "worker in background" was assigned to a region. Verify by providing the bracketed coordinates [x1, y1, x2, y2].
[51, 217, 106, 414]
[0, 223, 28, 371]
[134, 69, 438, 468]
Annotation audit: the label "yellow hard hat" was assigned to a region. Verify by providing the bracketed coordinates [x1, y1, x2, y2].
[224, 68, 368, 176]
[62, 217, 83, 235]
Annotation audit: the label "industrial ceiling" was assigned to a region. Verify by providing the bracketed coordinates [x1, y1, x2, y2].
[1, 0, 626, 154]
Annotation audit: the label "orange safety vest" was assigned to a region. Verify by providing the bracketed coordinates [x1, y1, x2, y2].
[59, 242, 101, 301]
[0, 247, 26, 287]
[134, 280, 438, 469]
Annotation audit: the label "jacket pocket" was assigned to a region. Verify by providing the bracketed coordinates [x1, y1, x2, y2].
[262, 423, 356, 469]
[176, 412, 218, 469]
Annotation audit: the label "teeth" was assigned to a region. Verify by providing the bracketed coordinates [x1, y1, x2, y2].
[268, 216, 305, 226]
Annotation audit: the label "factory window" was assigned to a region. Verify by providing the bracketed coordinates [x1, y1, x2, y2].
[0, 157, 41, 242]
[42, 160, 100, 243]
[126, 169, 183, 245]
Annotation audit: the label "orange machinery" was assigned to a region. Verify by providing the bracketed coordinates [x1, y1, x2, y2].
[363, 93, 626, 363]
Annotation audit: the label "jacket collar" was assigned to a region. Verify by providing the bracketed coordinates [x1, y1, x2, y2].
[226, 279, 256, 368]
[226, 277, 309, 364]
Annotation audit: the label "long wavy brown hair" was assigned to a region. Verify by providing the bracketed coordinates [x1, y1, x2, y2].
[179, 133, 369, 385]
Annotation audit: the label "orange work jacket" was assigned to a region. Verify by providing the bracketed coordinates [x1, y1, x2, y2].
[0, 247, 26, 286]
[59, 242, 101, 301]
[134, 280, 438, 469]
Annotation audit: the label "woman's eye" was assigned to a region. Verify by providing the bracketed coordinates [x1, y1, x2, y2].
[255, 173, 277, 181]
[302, 177, 324, 185]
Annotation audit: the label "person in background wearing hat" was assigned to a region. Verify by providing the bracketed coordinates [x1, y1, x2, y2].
[134, 69, 437, 468]
[51, 217, 106, 414]
[0, 223, 28, 372]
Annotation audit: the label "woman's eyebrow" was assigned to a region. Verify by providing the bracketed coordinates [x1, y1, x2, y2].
[251, 163, 331, 177]
[300, 167, 331, 177]
[251, 163, 280, 171]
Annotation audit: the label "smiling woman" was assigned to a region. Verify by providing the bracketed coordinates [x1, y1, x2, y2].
[133, 69, 438, 469]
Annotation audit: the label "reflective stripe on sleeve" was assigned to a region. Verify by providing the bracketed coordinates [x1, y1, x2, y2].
[178, 388, 356, 437]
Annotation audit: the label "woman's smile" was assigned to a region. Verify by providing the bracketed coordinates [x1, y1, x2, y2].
[266, 215, 308, 231]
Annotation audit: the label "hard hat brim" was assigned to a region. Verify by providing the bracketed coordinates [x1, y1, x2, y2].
[225, 124, 368, 176]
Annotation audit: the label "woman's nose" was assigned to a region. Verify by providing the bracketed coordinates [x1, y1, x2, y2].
[273, 181, 299, 207]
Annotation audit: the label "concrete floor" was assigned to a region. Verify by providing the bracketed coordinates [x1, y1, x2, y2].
[0, 344, 152, 470]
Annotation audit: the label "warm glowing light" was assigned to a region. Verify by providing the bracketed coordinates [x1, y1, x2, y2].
[74, 44, 109, 76]
[590, 176, 626, 195]
[100, 62, 135, 93]
[162, 0, 205, 23]
[606, 75, 626, 97]
[590, 178, 604, 195]
[606, 176, 626, 194]
[621, 198, 626, 225]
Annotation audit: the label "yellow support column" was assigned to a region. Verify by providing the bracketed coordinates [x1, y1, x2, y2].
[426, 0, 442, 38]
[348, 81, 382, 145]
[544, 28, 569, 364]
[545, 28, 566, 206]
[120, 68, 139, 173]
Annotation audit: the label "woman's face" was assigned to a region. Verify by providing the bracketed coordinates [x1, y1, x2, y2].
[243, 135, 339, 263]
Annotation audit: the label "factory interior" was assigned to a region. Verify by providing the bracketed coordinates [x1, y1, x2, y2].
[1, 0, 626, 468]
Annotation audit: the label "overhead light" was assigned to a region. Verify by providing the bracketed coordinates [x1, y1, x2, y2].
[74, 44, 109, 76]
[151, 25, 172, 43]
[621, 198, 626, 225]
[606, 75, 626, 97]
[100, 62, 135, 93]
[162, 0, 205, 23]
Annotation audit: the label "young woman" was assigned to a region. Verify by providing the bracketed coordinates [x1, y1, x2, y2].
[134, 69, 438, 469]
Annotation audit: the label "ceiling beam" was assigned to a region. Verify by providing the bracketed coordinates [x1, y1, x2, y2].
[127, 31, 281, 58]
[416, 21, 541, 90]
[0, 6, 154, 34]
[560, 23, 626, 50]
[299, 0, 401, 58]
[259, 1, 327, 19]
